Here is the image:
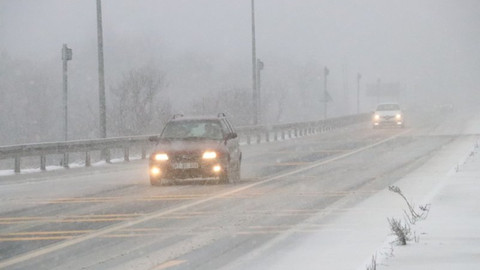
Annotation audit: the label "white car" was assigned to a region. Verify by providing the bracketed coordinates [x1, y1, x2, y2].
[372, 103, 405, 128]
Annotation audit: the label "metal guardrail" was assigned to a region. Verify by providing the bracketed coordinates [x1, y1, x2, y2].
[0, 113, 369, 173]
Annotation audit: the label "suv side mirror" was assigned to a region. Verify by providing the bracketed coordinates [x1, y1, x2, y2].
[148, 135, 160, 142]
[225, 133, 237, 140]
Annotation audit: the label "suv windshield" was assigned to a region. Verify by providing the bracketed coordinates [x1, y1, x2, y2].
[161, 120, 224, 140]
[376, 104, 400, 111]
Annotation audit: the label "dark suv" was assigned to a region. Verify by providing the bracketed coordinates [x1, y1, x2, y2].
[149, 113, 242, 185]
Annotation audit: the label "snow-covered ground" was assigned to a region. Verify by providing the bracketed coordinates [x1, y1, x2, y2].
[231, 117, 480, 270]
[377, 140, 480, 270]
[374, 119, 480, 269]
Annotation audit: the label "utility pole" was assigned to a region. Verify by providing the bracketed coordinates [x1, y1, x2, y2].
[323, 66, 329, 120]
[256, 58, 264, 123]
[357, 73, 361, 114]
[61, 44, 72, 168]
[251, 0, 258, 125]
[96, 0, 107, 139]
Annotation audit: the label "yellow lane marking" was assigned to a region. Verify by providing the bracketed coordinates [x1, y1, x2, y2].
[6, 189, 377, 206]
[0, 211, 215, 225]
[0, 215, 139, 225]
[0, 236, 74, 242]
[0, 223, 346, 242]
[1, 230, 91, 236]
[0, 213, 141, 221]
[0, 130, 410, 269]
[154, 260, 186, 270]
[45, 194, 208, 204]
[0, 228, 176, 242]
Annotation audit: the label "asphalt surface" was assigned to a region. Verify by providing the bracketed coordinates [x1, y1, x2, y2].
[0, 109, 471, 270]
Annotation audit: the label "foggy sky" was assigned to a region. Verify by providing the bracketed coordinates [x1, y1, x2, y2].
[1, 0, 480, 111]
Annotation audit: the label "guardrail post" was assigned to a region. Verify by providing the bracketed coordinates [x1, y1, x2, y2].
[281, 130, 285, 140]
[14, 156, 20, 173]
[247, 134, 251, 145]
[294, 128, 298, 137]
[63, 153, 69, 168]
[256, 133, 261, 144]
[141, 146, 147, 159]
[40, 155, 46, 171]
[124, 147, 129, 162]
[288, 129, 292, 139]
[105, 149, 111, 163]
[266, 131, 270, 142]
[85, 152, 91, 167]
[274, 131, 278, 141]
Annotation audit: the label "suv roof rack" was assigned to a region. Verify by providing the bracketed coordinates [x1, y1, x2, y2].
[172, 113, 184, 119]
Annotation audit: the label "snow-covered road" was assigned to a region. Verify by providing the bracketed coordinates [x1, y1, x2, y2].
[0, 109, 478, 270]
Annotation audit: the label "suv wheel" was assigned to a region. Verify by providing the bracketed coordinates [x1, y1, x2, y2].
[233, 160, 241, 183]
[219, 168, 231, 184]
[150, 177, 164, 186]
[220, 160, 241, 184]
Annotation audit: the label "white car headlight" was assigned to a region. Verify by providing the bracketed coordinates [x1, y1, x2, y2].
[150, 167, 161, 175]
[374, 114, 380, 120]
[395, 113, 402, 120]
[202, 151, 217, 159]
[154, 153, 169, 161]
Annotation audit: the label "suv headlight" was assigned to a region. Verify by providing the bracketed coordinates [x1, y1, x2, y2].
[374, 114, 380, 120]
[395, 113, 402, 120]
[202, 151, 217, 159]
[154, 153, 169, 161]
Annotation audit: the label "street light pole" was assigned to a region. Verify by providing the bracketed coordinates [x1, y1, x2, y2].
[323, 66, 329, 120]
[357, 73, 361, 114]
[61, 44, 72, 168]
[251, 0, 258, 125]
[256, 58, 264, 123]
[96, 0, 107, 139]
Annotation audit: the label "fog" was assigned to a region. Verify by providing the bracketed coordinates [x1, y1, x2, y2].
[1, 0, 479, 144]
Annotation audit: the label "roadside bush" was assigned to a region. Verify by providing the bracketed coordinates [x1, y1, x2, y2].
[365, 254, 377, 270]
[388, 217, 411, 245]
[388, 185, 430, 224]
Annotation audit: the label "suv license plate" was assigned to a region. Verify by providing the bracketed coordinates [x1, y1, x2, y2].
[172, 162, 199, 169]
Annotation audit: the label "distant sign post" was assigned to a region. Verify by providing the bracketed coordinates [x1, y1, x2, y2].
[323, 66, 330, 119]
[357, 73, 361, 114]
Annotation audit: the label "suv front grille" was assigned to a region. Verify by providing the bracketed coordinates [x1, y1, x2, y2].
[171, 152, 200, 162]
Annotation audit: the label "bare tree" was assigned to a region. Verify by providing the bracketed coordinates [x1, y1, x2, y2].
[110, 65, 170, 136]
